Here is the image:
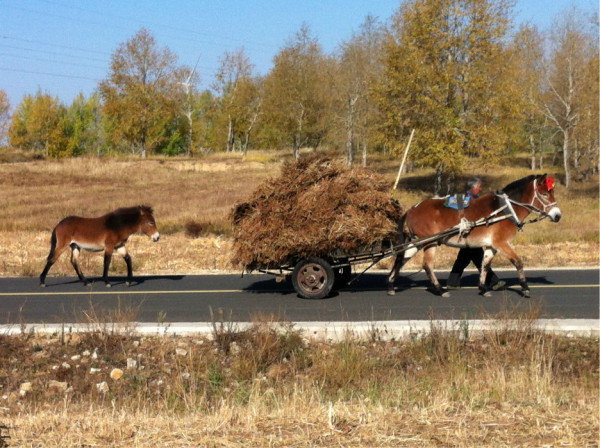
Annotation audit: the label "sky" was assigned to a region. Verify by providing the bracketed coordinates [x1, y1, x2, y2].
[0, 0, 597, 109]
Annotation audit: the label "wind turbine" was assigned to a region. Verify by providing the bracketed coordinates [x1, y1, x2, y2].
[181, 56, 201, 156]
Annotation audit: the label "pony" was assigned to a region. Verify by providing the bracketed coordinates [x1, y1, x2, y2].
[40, 205, 159, 287]
[387, 174, 561, 298]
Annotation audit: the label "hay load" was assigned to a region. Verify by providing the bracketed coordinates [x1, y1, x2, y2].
[231, 155, 404, 270]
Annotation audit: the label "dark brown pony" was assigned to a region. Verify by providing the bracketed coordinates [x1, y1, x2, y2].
[40, 205, 159, 287]
[388, 174, 561, 297]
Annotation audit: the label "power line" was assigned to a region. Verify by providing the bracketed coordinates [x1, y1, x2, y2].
[0, 66, 100, 82]
[0, 42, 107, 64]
[0, 35, 111, 56]
[0, 52, 106, 71]
[34, 0, 279, 51]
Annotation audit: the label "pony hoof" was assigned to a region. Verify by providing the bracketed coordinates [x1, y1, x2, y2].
[39, 283, 46, 288]
[522, 290, 531, 298]
[105, 283, 112, 288]
[441, 290, 450, 298]
[387, 289, 396, 296]
[125, 281, 132, 287]
[481, 291, 492, 297]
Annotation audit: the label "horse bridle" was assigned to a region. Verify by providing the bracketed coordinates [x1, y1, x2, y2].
[498, 178, 557, 228]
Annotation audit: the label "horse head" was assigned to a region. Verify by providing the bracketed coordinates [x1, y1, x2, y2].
[502, 174, 561, 223]
[139, 205, 160, 242]
[534, 174, 561, 222]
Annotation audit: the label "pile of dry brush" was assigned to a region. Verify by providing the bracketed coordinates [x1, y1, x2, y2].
[231, 155, 404, 270]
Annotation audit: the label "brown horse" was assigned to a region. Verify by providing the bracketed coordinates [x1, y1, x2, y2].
[388, 174, 561, 298]
[40, 205, 159, 287]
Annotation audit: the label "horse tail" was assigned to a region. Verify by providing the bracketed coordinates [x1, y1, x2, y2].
[46, 228, 57, 262]
[397, 212, 408, 245]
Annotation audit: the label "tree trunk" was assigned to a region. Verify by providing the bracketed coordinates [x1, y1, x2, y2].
[562, 130, 570, 188]
[226, 115, 233, 152]
[529, 134, 536, 170]
[362, 139, 367, 168]
[434, 164, 444, 196]
[293, 135, 300, 159]
[345, 96, 357, 168]
[345, 126, 353, 168]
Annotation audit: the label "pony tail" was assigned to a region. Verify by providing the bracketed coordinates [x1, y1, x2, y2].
[47, 228, 57, 262]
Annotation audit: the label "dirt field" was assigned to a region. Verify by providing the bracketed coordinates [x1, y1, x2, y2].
[0, 153, 597, 279]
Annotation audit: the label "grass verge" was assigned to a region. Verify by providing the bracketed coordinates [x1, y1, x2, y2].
[0, 308, 597, 447]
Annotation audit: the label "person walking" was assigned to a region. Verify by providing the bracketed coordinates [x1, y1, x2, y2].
[446, 177, 505, 290]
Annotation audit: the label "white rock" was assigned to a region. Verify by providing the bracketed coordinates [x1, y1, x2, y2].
[126, 358, 137, 370]
[96, 382, 109, 394]
[175, 348, 188, 357]
[90, 368, 101, 374]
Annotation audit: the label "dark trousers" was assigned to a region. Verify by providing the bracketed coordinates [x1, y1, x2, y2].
[447, 247, 499, 287]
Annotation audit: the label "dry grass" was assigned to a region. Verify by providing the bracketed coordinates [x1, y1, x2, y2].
[0, 152, 597, 278]
[0, 310, 596, 447]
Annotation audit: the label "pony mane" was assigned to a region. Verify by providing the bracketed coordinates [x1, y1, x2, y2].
[106, 205, 153, 230]
[139, 205, 154, 215]
[499, 175, 538, 200]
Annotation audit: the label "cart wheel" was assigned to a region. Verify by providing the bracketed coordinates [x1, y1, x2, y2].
[292, 258, 335, 299]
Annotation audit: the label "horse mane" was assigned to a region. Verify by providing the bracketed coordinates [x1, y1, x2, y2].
[105, 205, 153, 230]
[138, 205, 154, 215]
[499, 175, 538, 200]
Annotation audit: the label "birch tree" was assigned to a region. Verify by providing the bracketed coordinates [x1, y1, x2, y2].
[99, 28, 185, 157]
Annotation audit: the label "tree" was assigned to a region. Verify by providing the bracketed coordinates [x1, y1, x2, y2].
[99, 28, 185, 157]
[190, 90, 218, 154]
[336, 16, 384, 167]
[262, 24, 332, 158]
[0, 90, 10, 146]
[542, 10, 598, 186]
[511, 25, 549, 170]
[213, 48, 255, 152]
[65, 93, 102, 156]
[9, 90, 69, 157]
[376, 0, 515, 194]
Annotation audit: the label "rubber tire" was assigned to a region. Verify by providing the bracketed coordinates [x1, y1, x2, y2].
[292, 258, 335, 300]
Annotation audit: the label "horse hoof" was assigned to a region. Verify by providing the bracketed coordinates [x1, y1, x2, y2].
[482, 291, 492, 297]
[522, 290, 530, 298]
[441, 291, 450, 298]
[125, 281, 131, 287]
[387, 289, 396, 296]
[39, 283, 46, 288]
[105, 283, 112, 288]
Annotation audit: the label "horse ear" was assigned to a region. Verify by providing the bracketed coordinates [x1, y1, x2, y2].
[541, 174, 555, 191]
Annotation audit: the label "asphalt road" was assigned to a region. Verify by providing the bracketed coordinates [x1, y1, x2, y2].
[0, 268, 597, 324]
